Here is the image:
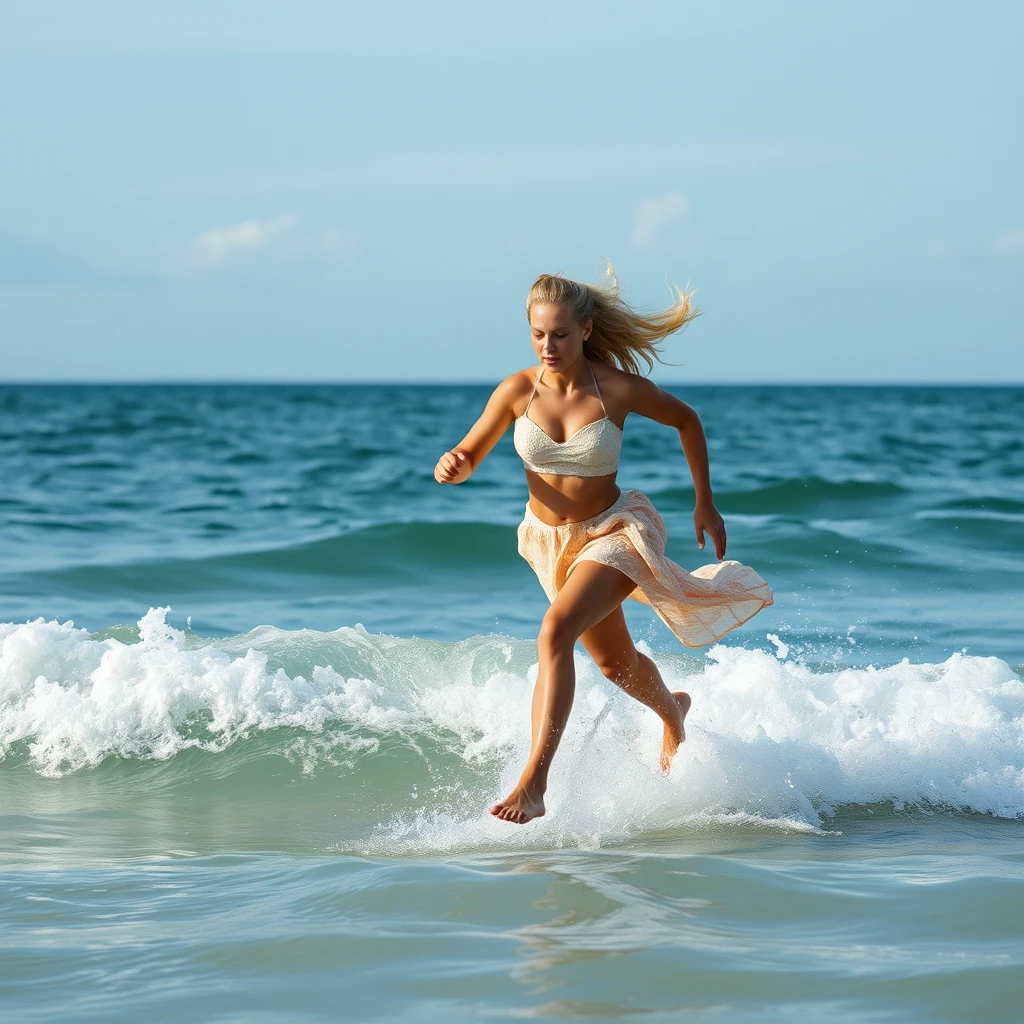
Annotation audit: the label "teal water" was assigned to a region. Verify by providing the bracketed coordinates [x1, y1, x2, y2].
[1, 384, 1022, 1021]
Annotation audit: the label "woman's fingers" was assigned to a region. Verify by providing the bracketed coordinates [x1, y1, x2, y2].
[434, 451, 466, 483]
[711, 517, 726, 560]
[695, 515, 727, 560]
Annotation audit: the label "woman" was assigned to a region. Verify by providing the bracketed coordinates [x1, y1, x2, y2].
[434, 269, 772, 824]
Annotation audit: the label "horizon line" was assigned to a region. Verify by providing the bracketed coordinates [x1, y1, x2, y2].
[1, 379, 1022, 388]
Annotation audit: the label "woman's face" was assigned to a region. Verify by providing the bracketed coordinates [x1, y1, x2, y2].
[529, 303, 592, 372]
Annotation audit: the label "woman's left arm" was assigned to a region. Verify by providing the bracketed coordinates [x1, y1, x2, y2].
[628, 377, 728, 560]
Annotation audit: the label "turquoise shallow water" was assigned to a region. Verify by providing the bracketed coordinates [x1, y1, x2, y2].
[4, 820, 1024, 1023]
[1, 384, 1023, 1021]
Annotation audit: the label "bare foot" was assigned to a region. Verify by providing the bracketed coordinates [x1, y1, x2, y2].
[659, 691, 692, 774]
[490, 785, 546, 825]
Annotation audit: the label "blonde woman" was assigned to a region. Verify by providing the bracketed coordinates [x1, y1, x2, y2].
[435, 269, 772, 824]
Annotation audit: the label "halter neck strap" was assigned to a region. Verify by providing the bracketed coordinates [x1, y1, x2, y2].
[523, 361, 606, 417]
[589, 361, 608, 416]
[523, 368, 544, 416]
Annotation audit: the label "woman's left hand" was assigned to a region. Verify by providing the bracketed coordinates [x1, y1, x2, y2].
[694, 499, 727, 560]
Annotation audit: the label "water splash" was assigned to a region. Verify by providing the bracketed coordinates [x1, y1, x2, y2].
[1, 609, 1022, 854]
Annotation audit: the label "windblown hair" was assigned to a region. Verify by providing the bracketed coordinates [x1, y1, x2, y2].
[525, 263, 699, 376]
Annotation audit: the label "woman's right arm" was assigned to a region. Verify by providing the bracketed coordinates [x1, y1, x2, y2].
[434, 375, 523, 484]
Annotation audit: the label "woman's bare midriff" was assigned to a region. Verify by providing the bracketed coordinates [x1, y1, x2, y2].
[524, 469, 621, 525]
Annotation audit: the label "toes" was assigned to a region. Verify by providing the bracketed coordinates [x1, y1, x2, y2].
[490, 791, 545, 824]
[490, 799, 529, 823]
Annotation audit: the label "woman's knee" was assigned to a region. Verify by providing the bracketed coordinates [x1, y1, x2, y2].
[538, 609, 578, 655]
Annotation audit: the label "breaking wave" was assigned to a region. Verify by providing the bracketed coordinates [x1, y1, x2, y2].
[1, 609, 1022, 854]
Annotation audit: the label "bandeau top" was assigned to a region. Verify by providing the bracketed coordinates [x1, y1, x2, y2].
[513, 363, 622, 477]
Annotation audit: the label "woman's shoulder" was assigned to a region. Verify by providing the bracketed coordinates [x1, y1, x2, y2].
[498, 367, 541, 395]
[489, 368, 541, 416]
[591, 362, 660, 403]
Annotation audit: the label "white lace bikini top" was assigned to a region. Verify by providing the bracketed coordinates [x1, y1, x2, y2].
[513, 363, 622, 477]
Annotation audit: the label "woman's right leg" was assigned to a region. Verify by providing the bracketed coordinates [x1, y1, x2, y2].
[490, 560, 639, 824]
[579, 606, 690, 772]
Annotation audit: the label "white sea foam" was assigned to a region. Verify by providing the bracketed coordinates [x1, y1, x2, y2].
[1, 610, 1022, 850]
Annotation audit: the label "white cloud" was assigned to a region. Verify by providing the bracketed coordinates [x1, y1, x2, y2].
[993, 230, 1024, 255]
[632, 191, 688, 248]
[189, 215, 297, 268]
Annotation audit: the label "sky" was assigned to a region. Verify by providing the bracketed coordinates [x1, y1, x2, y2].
[0, 0, 1021, 383]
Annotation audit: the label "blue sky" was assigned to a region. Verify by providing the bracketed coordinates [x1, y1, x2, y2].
[1, 1, 1021, 382]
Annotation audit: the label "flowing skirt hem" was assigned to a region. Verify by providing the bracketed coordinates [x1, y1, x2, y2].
[518, 489, 773, 649]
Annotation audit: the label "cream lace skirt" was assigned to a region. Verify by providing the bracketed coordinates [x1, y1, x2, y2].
[517, 489, 773, 649]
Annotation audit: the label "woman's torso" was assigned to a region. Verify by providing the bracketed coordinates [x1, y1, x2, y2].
[512, 362, 624, 525]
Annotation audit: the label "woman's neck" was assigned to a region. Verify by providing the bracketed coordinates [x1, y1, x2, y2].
[539, 356, 590, 393]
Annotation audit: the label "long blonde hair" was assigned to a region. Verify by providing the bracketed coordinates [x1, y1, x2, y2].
[525, 263, 698, 375]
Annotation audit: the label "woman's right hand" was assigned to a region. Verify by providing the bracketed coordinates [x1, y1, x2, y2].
[434, 450, 473, 484]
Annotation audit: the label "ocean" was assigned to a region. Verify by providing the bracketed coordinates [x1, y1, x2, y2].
[1, 383, 1022, 1021]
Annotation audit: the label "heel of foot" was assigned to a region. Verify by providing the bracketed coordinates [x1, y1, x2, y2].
[673, 690, 691, 740]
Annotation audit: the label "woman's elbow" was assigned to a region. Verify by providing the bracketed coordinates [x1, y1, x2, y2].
[675, 405, 702, 435]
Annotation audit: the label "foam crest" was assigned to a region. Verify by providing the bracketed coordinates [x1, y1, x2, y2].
[0, 609, 406, 775]
[373, 645, 1024, 853]
[1, 611, 1022, 848]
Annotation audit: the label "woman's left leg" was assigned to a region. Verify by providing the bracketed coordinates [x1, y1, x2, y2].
[490, 560, 637, 824]
[578, 606, 691, 773]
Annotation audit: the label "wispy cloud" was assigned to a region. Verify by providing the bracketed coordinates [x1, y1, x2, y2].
[993, 230, 1024, 255]
[189, 215, 298, 269]
[185, 216, 355, 280]
[632, 192, 688, 248]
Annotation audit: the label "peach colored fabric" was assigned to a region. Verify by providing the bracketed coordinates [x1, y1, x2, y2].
[517, 489, 773, 649]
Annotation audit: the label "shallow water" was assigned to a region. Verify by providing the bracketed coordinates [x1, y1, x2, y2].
[1, 384, 1022, 1020]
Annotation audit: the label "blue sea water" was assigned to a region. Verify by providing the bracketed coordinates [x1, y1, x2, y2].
[1, 383, 1022, 1021]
